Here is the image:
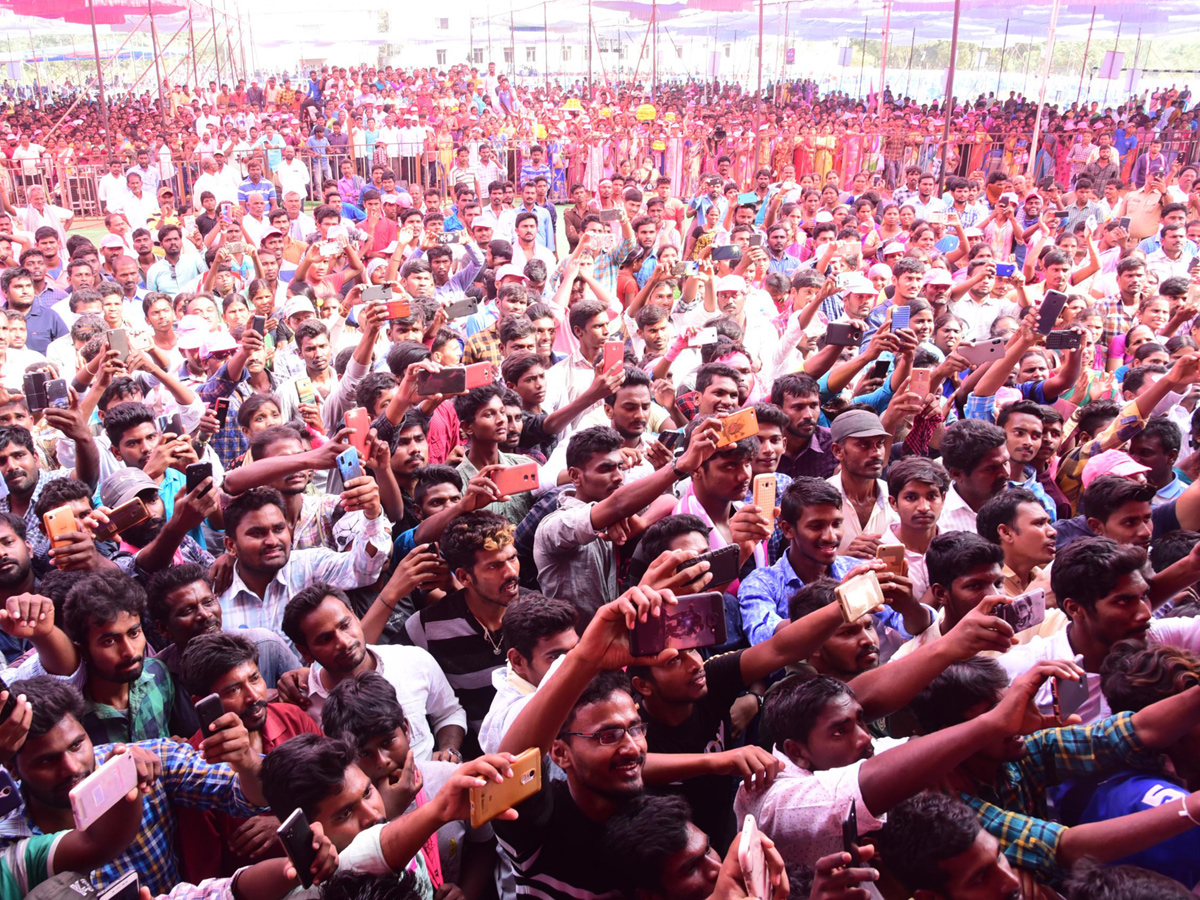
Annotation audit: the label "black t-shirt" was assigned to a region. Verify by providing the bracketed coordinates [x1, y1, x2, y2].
[493, 774, 624, 899]
[641, 649, 746, 848]
[195, 211, 218, 237]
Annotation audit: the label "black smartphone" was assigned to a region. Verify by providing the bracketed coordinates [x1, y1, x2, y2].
[1118, 216, 1131, 230]
[22, 372, 49, 413]
[674, 544, 740, 586]
[658, 429, 684, 451]
[0, 770, 20, 819]
[46, 379, 70, 410]
[251, 314, 266, 335]
[157, 412, 184, 436]
[1037, 290, 1069, 335]
[712, 245, 742, 262]
[826, 323, 864, 347]
[1054, 210, 1069, 221]
[748, 233, 763, 247]
[1045, 329, 1083, 351]
[213, 397, 230, 429]
[1051, 674, 1090, 722]
[599, 209, 621, 223]
[277, 808, 318, 889]
[868, 359, 890, 380]
[842, 800, 860, 864]
[195, 692, 224, 738]
[185, 462, 213, 495]
[416, 367, 467, 396]
[0, 676, 16, 724]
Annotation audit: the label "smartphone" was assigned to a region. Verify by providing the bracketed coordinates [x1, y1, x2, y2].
[0, 770, 20, 820]
[46, 379, 70, 411]
[97, 870, 140, 900]
[910, 367, 932, 396]
[317, 240, 340, 257]
[383, 298, 412, 320]
[195, 692, 225, 739]
[416, 367, 467, 396]
[629, 591, 727, 657]
[658, 429, 684, 451]
[674, 543, 740, 587]
[994, 588, 1046, 633]
[1038, 290, 1069, 335]
[251, 314, 266, 335]
[43, 505, 76, 549]
[683, 261, 701, 276]
[603, 340, 625, 373]
[994, 262, 1016, 278]
[295, 378, 316, 405]
[826, 322, 864, 347]
[876, 544, 907, 577]
[747, 233, 763, 248]
[737, 191, 760, 206]
[835, 570, 885, 623]
[492, 462, 538, 496]
[1045, 329, 1083, 351]
[599, 209, 621, 223]
[891, 305, 911, 330]
[671, 262, 688, 279]
[444, 296, 480, 319]
[438, 231, 460, 245]
[469, 746, 542, 828]
[226, 241, 245, 255]
[70, 749, 138, 830]
[1051, 674, 1090, 723]
[336, 447, 362, 484]
[0, 676, 17, 725]
[213, 397, 230, 429]
[1118, 216, 1131, 230]
[716, 407, 759, 448]
[1054, 210, 1069, 221]
[277, 808, 318, 889]
[738, 814, 771, 900]
[156, 412, 184, 437]
[22, 371, 49, 413]
[867, 358, 891, 381]
[465, 362, 496, 389]
[344, 407, 371, 456]
[690, 326, 718, 348]
[185, 462, 213, 495]
[107, 328, 129, 361]
[92, 498, 150, 541]
[219, 201, 232, 222]
[957, 338, 1007, 365]
[362, 283, 393, 303]
[753, 473, 776, 532]
[712, 244, 742, 262]
[842, 800, 860, 864]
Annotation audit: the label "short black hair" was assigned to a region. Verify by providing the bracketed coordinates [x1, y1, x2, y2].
[695, 362, 740, 396]
[560, 670, 633, 734]
[910, 657, 1008, 733]
[1064, 861, 1194, 900]
[454, 383, 506, 425]
[103, 401, 157, 447]
[1100, 639, 1200, 715]
[603, 794, 695, 895]
[751, 402, 788, 432]
[502, 591, 577, 660]
[441, 511, 513, 574]
[224, 486, 287, 539]
[319, 871, 423, 900]
[0, 425, 35, 458]
[565, 425, 623, 470]
[762, 673, 854, 746]
[413, 465, 461, 506]
[941, 418, 1007, 475]
[62, 572, 147, 646]
[282, 582, 350, 650]
[1081, 474, 1155, 524]
[321, 670, 407, 748]
[11, 676, 87, 742]
[179, 631, 259, 697]
[1136, 415, 1182, 459]
[925, 531, 1004, 589]
[1076, 400, 1121, 438]
[878, 792, 984, 894]
[145, 562, 211, 627]
[261, 733, 358, 821]
[975, 488, 1045, 544]
[639, 514, 709, 561]
[787, 578, 839, 622]
[1051, 536, 1149, 617]
[779, 477, 842, 526]
[32, 477, 93, 526]
[885, 456, 950, 497]
[770, 372, 820, 406]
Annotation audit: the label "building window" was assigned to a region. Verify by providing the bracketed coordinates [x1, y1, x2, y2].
[473, 48, 484, 64]
[437, 17, 449, 29]
[436, 49, 447, 65]
[503, 47, 513, 62]
[526, 47, 536, 62]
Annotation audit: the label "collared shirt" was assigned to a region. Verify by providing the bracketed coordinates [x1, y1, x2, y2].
[217, 515, 391, 639]
[462, 322, 502, 367]
[80, 656, 175, 746]
[1097, 292, 1139, 349]
[0, 468, 70, 558]
[146, 253, 207, 295]
[0, 739, 263, 895]
[1056, 398, 1146, 507]
[1153, 476, 1187, 508]
[543, 349, 602, 435]
[1010, 466, 1058, 522]
[236, 177, 277, 207]
[456, 452, 538, 523]
[1145, 249, 1192, 283]
[939, 483, 980, 534]
[736, 551, 859, 645]
[950, 294, 1022, 343]
[777, 427, 836, 480]
[20, 301, 68, 355]
[826, 473, 900, 553]
[533, 490, 616, 625]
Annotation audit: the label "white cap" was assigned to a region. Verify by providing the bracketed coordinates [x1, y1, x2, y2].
[175, 315, 210, 350]
[715, 274, 747, 293]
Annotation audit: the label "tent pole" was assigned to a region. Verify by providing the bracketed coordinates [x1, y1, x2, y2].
[753, 0, 763, 166]
[1076, 5, 1095, 104]
[652, 0, 657, 97]
[1103, 16, 1122, 106]
[996, 18, 1008, 96]
[188, 3, 199, 86]
[936, 0, 961, 192]
[879, 0, 893, 112]
[543, 2, 549, 92]
[857, 17, 867, 98]
[1027, 0, 1063, 177]
[211, 1, 222, 83]
[147, 0, 168, 128]
[587, 0, 592, 97]
[88, 0, 114, 158]
[904, 28, 915, 98]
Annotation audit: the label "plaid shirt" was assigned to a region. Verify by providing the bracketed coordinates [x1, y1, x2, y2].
[79, 656, 175, 746]
[0, 738, 263, 895]
[1055, 398, 1146, 508]
[0, 468, 71, 559]
[462, 323, 502, 366]
[1097, 293, 1138, 350]
[963, 795, 1065, 880]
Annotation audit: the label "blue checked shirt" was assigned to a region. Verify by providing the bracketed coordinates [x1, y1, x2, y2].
[735, 553, 859, 645]
[0, 739, 263, 895]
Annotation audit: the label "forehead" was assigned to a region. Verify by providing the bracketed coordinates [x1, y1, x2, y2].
[571, 690, 640, 731]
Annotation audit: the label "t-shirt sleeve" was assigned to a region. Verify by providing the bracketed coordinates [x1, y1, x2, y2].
[704, 650, 748, 710]
[9, 833, 63, 891]
[335, 823, 392, 876]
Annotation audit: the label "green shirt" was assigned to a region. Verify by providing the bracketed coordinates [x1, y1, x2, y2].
[82, 656, 175, 746]
[0, 833, 61, 899]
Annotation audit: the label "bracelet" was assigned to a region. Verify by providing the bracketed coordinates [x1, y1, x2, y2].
[443, 747, 463, 762]
[671, 458, 689, 480]
[1181, 797, 1200, 827]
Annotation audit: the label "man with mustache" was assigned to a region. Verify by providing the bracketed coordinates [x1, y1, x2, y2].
[770, 373, 836, 480]
[281, 583, 466, 763]
[174, 631, 321, 881]
[938, 419, 1011, 535]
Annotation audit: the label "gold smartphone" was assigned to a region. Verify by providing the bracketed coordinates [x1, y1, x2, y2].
[716, 407, 759, 448]
[835, 571, 885, 623]
[753, 473, 776, 531]
[42, 506, 76, 549]
[876, 544, 908, 577]
[469, 747, 542, 828]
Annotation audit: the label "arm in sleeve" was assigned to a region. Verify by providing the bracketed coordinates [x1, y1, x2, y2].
[158, 740, 265, 817]
[736, 569, 785, 646]
[416, 649, 468, 733]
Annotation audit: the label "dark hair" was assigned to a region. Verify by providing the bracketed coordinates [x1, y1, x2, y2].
[1123, 364, 1168, 398]
[751, 402, 789, 432]
[940, 419, 1007, 476]
[501, 591, 578, 660]
[1076, 400, 1121, 438]
[925, 531, 1005, 589]
[568, 298, 607, 335]
[180, 631, 259, 697]
[1051, 537, 1149, 617]
[565, 425, 623, 470]
[62, 571, 147, 645]
[355, 372, 398, 414]
[1081, 474, 1156, 524]
[695, 362, 740, 396]
[1064, 861, 1194, 900]
[779, 477, 842, 526]
[878, 792, 983, 894]
[413, 465, 462, 507]
[103, 401, 157, 448]
[261, 733, 358, 821]
[98, 377, 143, 413]
[1100, 639, 1200, 716]
[1150, 530, 1200, 573]
[145, 562, 211, 626]
[282, 582, 351, 649]
[0, 425, 35, 458]
[995, 398, 1044, 430]
[248, 424, 307, 461]
[498, 314, 534, 346]
[441, 510, 513, 574]
[975, 488, 1045, 544]
[770, 372, 820, 406]
[11, 676, 86, 741]
[603, 794, 695, 895]
[319, 871, 423, 900]
[639, 514, 709, 561]
[885, 456, 950, 497]
[787, 578, 839, 622]
[762, 674, 855, 747]
[385, 340, 432, 377]
[910, 657, 1008, 733]
[500, 350, 544, 388]
[1136, 415, 1182, 459]
[321, 670, 407, 748]
[224, 486, 287, 538]
[560, 669, 633, 733]
[33, 477, 93, 525]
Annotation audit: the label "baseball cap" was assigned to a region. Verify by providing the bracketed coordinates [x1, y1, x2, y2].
[175, 314, 210, 350]
[200, 331, 238, 358]
[495, 263, 530, 283]
[841, 274, 877, 295]
[261, 228, 284, 240]
[1081, 450, 1151, 488]
[924, 268, 954, 287]
[715, 274, 747, 293]
[99, 234, 126, 249]
[283, 296, 318, 319]
[830, 409, 891, 443]
[882, 242, 906, 256]
[100, 467, 159, 509]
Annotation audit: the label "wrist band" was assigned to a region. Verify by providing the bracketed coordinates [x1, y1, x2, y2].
[1181, 797, 1200, 827]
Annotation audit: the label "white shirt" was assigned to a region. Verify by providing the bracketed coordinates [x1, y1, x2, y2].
[878, 524, 932, 603]
[1146, 248, 1192, 282]
[307, 644, 467, 762]
[113, 191, 158, 231]
[938, 483, 979, 534]
[241, 213, 271, 247]
[97, 173, 127, 211]
[0, 347, 46, 390]
[276, 159, 311, 198]
[950, 294, 1022, 343]
[543, 349, 601, 436]
[827, 474, 900, 553]
[476, 206, 517, 244]
[513, 241, 557, 269]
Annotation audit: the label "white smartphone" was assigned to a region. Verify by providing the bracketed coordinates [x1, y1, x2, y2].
[738, 814, 771, 900]
[70, 749, 137, 831]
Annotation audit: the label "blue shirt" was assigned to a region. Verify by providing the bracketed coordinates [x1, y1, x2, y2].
[238, 176, 278, 207]
[21, 300, 68, 354]
[736, 553, 859, 645]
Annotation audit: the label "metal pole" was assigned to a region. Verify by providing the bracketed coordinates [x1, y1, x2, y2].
[904, 28, 915, 98]
[188, 3, 199, 86]
[587, 0, 593, 96]
[1022, 36, 1033, 96]
[238, 12, 247, 79]
[1027, 0, 1063, 177]
[996, 18, 1009, 96]
[488, 3, 493, 63]
[27, 32, 42, 109]
[87, 0, 113, 157]
[879, 0, 893, 112]
[223, 0, 236, 81]
[543, 2, 549, 91]
[510, 5, 515, 80]
[652, 0, 658, 96]
[1077, 5, 1096, 103]
[936, 0, 961, 192]
[211, 1, 222, 83]
[857, 18, 867, 98]
[147, 0, 168, 128]
[246, 5, 256, 77]
[1103, 16, 1122, 106]
[752, 0, 763, 166]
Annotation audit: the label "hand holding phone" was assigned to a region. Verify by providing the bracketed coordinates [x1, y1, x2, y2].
[738, 814, 772, 900]
[277, 809, 319, 889]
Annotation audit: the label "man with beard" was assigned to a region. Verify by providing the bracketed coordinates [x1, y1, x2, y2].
[174, 631, 321, 881]
[281, 583, 465, 763]
[7, 676, 270, 895]
[826, 410, 900, 557]
[146, 224, 207, 295]
[770, 373, 835, 479]
[277, 319, 336, 426]
[939, 419, 1011, 534]
[402, 510, 519, 753]
[216, 485, 390, 637]
[977, 489, 1059, 606]
[0, 513, 59, 663]
[454, 384, 539, 522]
[320, 671, 496, 898]
[995, 400, 1057, 520]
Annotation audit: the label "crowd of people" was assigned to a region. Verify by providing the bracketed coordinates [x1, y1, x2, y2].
[0, 58, 1197, 900]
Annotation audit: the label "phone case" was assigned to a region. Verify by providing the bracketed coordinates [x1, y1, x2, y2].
[70, 749, 137, 830]
[213, 398, 230, 429]
[603, 341, 625, 372]
[251, 315, 266, 335]
[361, 284, 393, 303]
[957, 339, 1006, 365]
[417, 367, 468, 396]
[599, 209, 621, 223]
[492, 463, 538, 497]
[336, 448, 363, 484]
[826, 323, 863, 347]
[344, 408, 371, 455]
[738, 814, 771, 900]
[277, 808, 317, 889]
[107, 329, 129, 359]
[384, 299, 412, 319]
[995, 588, 1046, 632]
[23, 372, 49, 412]
[0, 770, 21, 819]
[690, 327, 718, 348]
[195, 692, 224, 738]
[910, 367, 932, 396]
[675, 544, 740, 585]
[97, 870, 140, 900]
[711, 245, 741, 261]
[835, 571, 885, 623]
[716, 408, 759, 448]
[46, 379, 70, 410]
[995, 263, 1016, 278]
[753, 474, 776, 530]
[295, 379, 316, 405]
[891, 306, 911, 330]
[185, 463, 213, 495]
[469, 747, 543, 828]
[1038, 291, 1069, 335]
[1052, 675, 1090, 722]
[629, 592, 727, 657]
[876, 544, 907, 577]
[465, 363, 496, 389]
[43, 506, 76, 548]
[92, 499, 150, 541]
[1045, 330, 1083, 351]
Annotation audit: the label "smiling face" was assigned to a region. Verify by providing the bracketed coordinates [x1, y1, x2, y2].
[551, 690, 646, 802]
[784, 502, 844, 570]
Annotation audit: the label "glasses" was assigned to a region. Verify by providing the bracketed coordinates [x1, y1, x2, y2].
[561, 722, 648, 745]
